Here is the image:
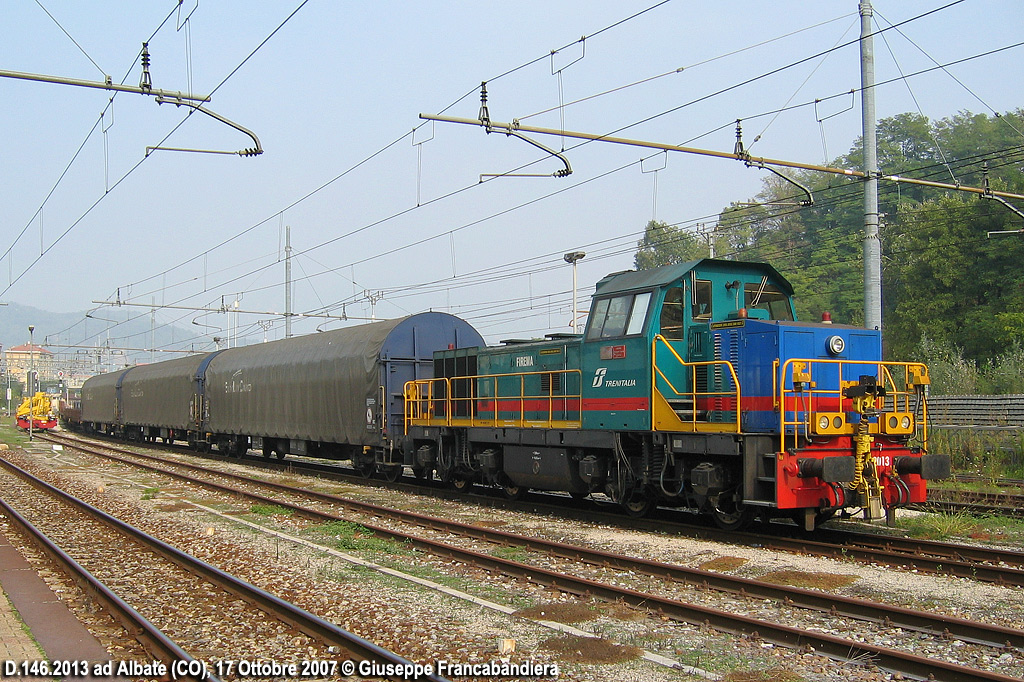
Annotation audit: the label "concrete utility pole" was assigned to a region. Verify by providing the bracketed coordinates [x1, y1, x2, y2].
[860, 0, 882, 331]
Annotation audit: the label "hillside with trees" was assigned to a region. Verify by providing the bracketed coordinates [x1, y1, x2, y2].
[635, 109, 1024, 393]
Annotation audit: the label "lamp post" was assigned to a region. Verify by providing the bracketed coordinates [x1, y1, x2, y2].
[563, 251, 586, 333]
[28, 325, 35, 442]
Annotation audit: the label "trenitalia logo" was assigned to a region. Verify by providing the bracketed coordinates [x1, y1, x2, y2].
[592, 367, 637, 388]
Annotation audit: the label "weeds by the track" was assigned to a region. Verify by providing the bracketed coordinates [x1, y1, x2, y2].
[896, 509, 1024, 542]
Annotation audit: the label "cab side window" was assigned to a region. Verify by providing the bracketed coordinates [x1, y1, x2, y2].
[659, 287, 685, 340]
[692, 280, 712, 320]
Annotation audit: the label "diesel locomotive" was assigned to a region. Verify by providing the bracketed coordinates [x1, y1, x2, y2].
[74, 258, 950, 530]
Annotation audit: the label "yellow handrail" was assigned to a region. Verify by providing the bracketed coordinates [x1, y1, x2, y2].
[405, 368, 583, 431]
[652, 334, 742, 433]
[777, 358, 929, 452]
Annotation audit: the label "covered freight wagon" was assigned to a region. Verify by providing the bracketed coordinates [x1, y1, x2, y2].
[202, 312, 484, 468]
[119, 354, 211, 442]
[80, 367, 133, 430]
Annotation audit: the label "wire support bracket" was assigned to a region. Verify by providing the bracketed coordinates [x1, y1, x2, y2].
[982, 160, 1024, 236]
[734, 120, 813, 207]
[147, 96, 263, 157]
[474, 83, 571, 181]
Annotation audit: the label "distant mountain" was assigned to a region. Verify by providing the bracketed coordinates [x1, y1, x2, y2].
[1, 302, 200, 375]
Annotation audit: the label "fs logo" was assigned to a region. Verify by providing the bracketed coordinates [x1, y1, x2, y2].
[592, 367, 638, 389]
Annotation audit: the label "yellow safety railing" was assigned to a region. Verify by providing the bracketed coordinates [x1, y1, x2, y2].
[404, 368, 583, 432]
[778, 358, 930, 452]
[652, 334, 742, 433]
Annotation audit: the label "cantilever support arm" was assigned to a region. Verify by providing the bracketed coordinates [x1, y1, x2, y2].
[479, 127, 572, 180]
[149, 96, 263, 157]
[420, 113, 1024, 202]
[984, 194, 1024, 237]
[743, 159, 814, 207]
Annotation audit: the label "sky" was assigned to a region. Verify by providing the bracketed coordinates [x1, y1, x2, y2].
[1, 0, 1021, 356]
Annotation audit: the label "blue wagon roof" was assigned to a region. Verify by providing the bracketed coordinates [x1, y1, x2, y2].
[594, 259, 793, 296]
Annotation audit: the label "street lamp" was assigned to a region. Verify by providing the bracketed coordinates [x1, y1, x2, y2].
[563, 251, 586, 333]
[28, 325, 35, 442]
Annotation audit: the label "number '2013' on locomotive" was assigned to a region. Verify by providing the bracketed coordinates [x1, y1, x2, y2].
[71, 258, 950, 530]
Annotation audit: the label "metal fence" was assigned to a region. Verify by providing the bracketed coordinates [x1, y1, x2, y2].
[927, 394, 1024, 429]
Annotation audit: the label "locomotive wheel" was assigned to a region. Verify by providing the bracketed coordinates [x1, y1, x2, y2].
[710, 505, 755, 531]
[450, 475, 474, 492]
[622, 491, 654, 517]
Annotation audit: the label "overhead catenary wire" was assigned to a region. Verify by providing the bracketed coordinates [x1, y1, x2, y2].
[61, 3, 1015, 356]
[87, 126, 1024, 352]
[0, 1, 309, 299]
[107, 2, 984, 311]
[111, 0, 679, 300]
[117, 51, 1022, 325]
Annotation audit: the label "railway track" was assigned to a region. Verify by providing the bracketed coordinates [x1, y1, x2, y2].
[0, 495, 214, 682]
[35, 432, 1024, 682]
[918, 489, 1024, 518]
[0, 452, 447, 682]
[45, 431, 1024, 586]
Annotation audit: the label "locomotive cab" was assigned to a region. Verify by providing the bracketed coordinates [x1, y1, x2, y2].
[577, 258, 949, 528]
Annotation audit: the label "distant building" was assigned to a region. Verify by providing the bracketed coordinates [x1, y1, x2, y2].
[5, 343, 57, 389]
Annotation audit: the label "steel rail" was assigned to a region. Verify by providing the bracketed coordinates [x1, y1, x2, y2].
[0, 455, 448, 682]
[44, 433, 1024, 648]
[43, 432, 1024, 582]
[43, 435, 1024, 680]
[0, 495, 214, 681]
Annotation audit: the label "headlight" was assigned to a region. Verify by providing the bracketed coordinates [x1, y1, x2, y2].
[819, 415, 830, 430]
[826, 335, 845, 355]
[889, 416, 898, 429]
[833, 416, 843, 429]
[901, 416, 912, 429]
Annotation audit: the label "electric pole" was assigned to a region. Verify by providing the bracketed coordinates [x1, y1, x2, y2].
[860, 0, 882, 331]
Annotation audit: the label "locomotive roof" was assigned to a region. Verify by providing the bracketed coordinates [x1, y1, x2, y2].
[593, 258, 793, 296]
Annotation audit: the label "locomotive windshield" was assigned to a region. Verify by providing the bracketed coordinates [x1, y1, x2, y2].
[586, 291, 651, 339]
[744, 282, 794, 320]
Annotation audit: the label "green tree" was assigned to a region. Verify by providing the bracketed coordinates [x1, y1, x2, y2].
[634, 219, 708, 270]
[711, 107, 1024, 355]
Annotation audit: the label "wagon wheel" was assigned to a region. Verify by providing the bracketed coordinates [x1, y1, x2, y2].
[357, 460, 376, 478]
[501, 483, 526, 501]
[382, 465, 403, 483]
